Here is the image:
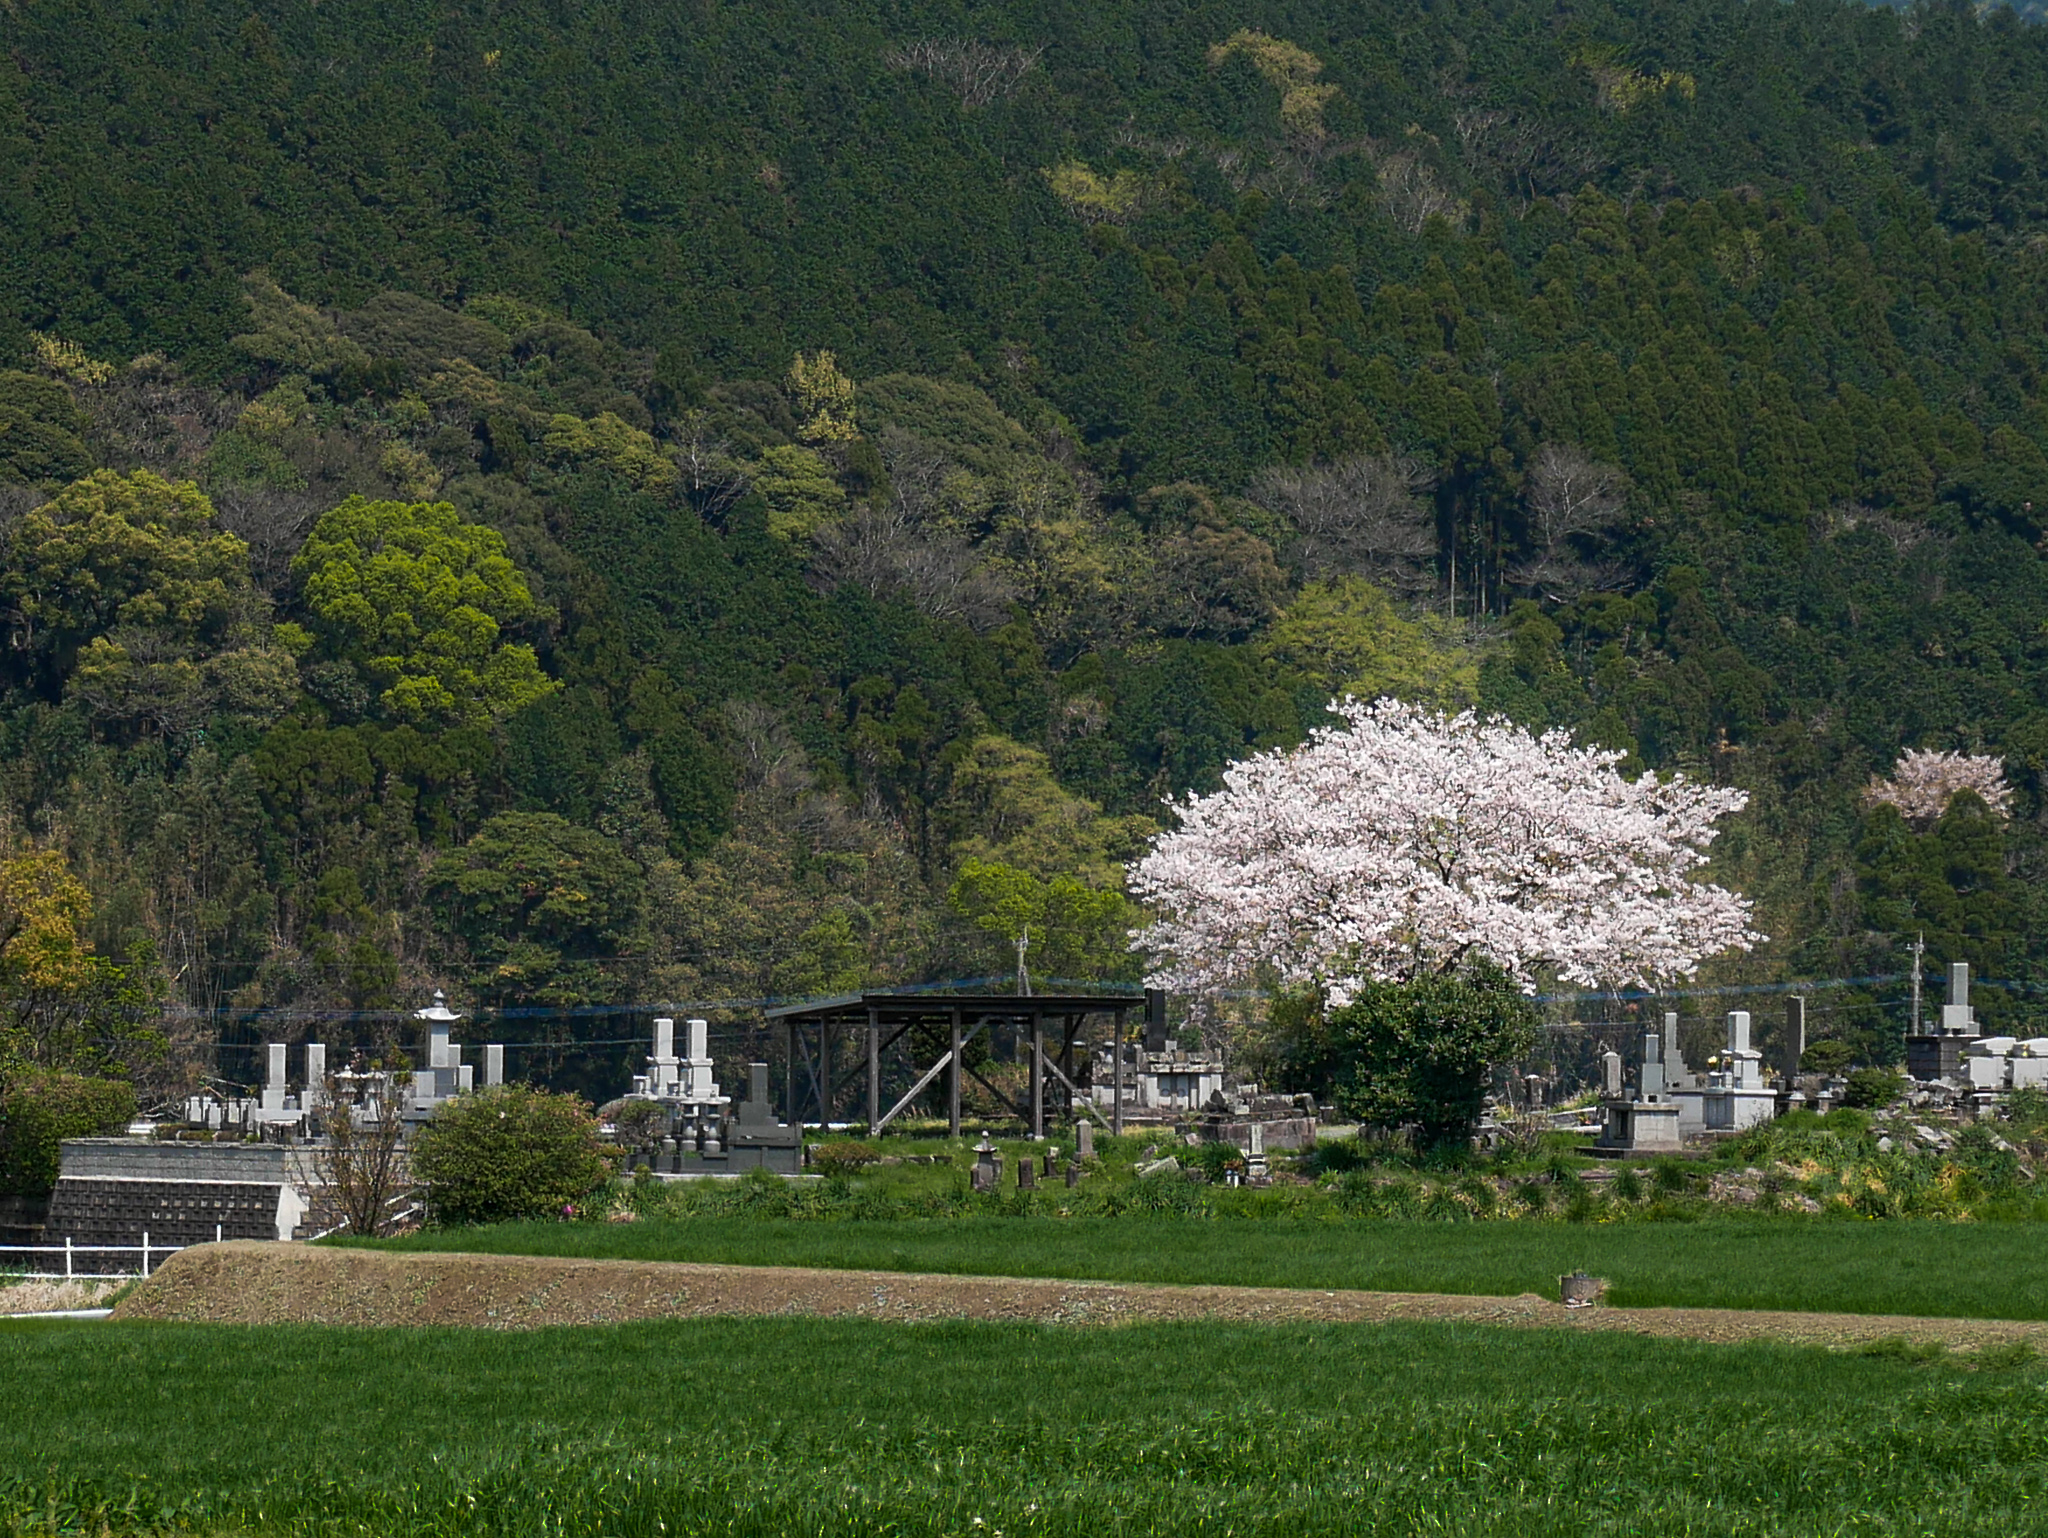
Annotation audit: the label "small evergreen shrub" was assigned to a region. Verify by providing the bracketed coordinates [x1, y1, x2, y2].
[809, 1140, 882, 1177]
[1841, 1068, 1904, 1110]
[0, 1072, 134, 1198]
[412, 1085, 617, 1226]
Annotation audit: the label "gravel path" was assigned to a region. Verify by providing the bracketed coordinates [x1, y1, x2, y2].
[107, 1241, 2048, 1353]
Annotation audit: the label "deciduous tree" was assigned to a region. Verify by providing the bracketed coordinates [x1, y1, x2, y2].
[1130, 698, 1756, 999]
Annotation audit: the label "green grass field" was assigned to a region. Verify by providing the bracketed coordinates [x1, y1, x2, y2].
[3, 1314, 2044, 1536]
[355, 1213, 2048, 1319]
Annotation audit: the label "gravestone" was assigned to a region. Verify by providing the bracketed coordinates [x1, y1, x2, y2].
[971, 1133, 1000, 1193]
[726, 1063, 801, 1173]
[1042, 1148, 1057, 1179]
[1942, 963, 1975, 1035]
[1639, 1029, 1667, 1099]
[1077, 1121, 1095, 1161]
[1781, 997, 1806, 1082]
[1245, 1120, 1269, 1182]
[1017, 1158, 1035, 1190]
[1687, 1009, 1775, 1130]
[1597, 1028, 1682, 1151]
[299, 1042, 327, 1115]
[1778, 997, 1807, 1111]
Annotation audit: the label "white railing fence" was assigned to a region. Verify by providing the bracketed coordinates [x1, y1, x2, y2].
[0, 1227, 220, 1280]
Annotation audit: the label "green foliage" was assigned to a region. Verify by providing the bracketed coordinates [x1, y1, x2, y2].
[1843, 1066, 1907, 1110]
[808, 1139, 883, 1176]
[22, 0, 2048, 1029]
[1318, 964, 1541, 1149]
[291, 496, 557, 725]
[428, 812, 644, 1004]
[0, 1071, 133, 1198]
[946, 856, 1137, 984]
[1259, 577, 1483, 709]
[410, 1083, 616, 1226]
[751, 444, 846, 542]
[0, 372, 90, 484]
[541, 412, 676, 493]
[4, 471, 255, 690]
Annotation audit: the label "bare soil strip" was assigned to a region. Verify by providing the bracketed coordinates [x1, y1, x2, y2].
[103, 1241, 2048, 1352]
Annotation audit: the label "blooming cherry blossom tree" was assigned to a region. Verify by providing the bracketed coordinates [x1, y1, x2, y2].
[1863, 749, 2011, 826]
[1128, 698, 1758, 998]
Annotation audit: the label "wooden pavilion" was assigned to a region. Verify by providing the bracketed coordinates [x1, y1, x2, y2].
[762, 990, 1159, 1138]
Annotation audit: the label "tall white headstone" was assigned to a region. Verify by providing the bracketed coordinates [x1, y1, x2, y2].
[1941, 963, 1976, 1036]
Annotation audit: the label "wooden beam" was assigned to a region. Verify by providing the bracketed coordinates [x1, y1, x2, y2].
[879, 1019, 989, 1135]
[877, 1051, 953, 1135]
[1037, 1045, 1111, 1129]
[961, 1059, 1028, 1123]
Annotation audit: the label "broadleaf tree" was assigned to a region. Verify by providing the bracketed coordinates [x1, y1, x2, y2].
[1130, 697, 1758, 1000]
[290, 496, 557, 725]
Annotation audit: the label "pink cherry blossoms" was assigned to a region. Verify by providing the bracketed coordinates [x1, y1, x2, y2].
[1128, 698, 1759, 998]
[1863, 749, 2011, 825]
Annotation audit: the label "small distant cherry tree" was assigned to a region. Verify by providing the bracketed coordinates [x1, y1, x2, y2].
[1129, 698, 1759, 1002]
[1863, 749, 2011, 826]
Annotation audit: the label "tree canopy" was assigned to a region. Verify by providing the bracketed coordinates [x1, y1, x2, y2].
[291, 497, 556, 725]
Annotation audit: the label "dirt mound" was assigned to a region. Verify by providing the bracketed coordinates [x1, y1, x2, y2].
[111, 1242, 2048, 1352]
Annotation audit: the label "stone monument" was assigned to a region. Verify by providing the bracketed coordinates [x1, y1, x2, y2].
[1676, 1010, 1777, 1132]
[725, 1063, 802, 1174]
[1596, 1023, 1683, 1152]
[1907, 963, 1980, 1081]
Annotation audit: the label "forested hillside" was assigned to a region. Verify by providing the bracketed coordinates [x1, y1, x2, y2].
[6, 0, 2048, 1087]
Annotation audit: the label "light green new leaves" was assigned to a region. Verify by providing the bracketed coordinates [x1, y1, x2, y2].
[1259, 576, 1484, 711]
[292, 496, 557, 725]
[10, 470, 249, 647]
[948, 856, 1139, 985]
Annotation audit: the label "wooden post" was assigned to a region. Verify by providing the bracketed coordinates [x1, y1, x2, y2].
[785, 1020, 797, 1125]
[819, 1021, 832, 1126]
[1061, 1014, 1078, 1123]
[948, 1007, 962, 1136]
[866, 1006, 880, 1134]
[1030, 1010, 1044, 1139]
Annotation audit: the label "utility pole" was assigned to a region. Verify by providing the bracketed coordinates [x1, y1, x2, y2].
[1908, 932, 1925, 1035]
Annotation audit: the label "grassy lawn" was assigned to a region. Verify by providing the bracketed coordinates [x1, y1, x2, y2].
[3, 1313, 2044, 1536]
[352, 1212, 2048, 1319]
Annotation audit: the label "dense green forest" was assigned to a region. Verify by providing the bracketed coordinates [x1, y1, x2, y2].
[7, 0, 2048, 1092]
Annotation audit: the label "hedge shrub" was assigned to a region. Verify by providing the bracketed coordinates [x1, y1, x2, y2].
[0, 1072, 135, 1197]
[410, 1085, 617, 1226]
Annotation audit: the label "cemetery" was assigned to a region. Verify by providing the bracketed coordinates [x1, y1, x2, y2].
[16, 959, 2048, 1284]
